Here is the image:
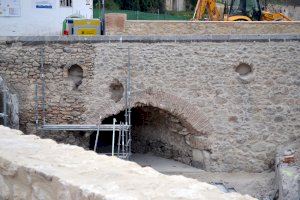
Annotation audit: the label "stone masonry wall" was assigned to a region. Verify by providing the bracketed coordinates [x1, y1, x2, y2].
[130, 106, 193, 165]
[105, 20, 300, 35]
[0, 126, 256, 200]
[0, 37, 299, 173]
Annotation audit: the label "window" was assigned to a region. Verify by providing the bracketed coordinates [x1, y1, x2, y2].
[60, 0, 72, 7]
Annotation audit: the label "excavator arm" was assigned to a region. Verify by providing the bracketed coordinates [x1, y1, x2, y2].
[193, 0, 221, 21]
[192, 0, 292, 21]
[262, 11, 292, 21]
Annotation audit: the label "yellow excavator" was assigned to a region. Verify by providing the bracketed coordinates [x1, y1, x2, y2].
[193, 0, 292, 21]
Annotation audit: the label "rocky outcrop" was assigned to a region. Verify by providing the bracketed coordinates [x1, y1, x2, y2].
[0, 126, 256, 200]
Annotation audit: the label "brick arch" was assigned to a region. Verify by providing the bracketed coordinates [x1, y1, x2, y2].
[98, 90, 213, 135]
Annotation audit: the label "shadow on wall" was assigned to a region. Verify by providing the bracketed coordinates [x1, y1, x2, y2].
[89, 105, 194, 165]
[0, 76, 19, 129]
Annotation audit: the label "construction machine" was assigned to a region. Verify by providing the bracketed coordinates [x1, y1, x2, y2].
[193, 0, 292, 21]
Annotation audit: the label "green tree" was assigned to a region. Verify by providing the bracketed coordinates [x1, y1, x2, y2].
[119, 0, 165, 12]
[185, 0, 198, 11]
[94, 0, 120, 10]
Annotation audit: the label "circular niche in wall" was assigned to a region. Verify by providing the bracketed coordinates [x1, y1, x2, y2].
[109, 79, 124, 103]
[235, 63, 254, 83]
[68, 64, 83, 90]
[235, 63, 252, 76]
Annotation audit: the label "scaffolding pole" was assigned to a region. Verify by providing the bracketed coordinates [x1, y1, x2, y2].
[124, 79, 128, 126]
[40, 48, 46, 125]
[42, 124, 130, 131]
[34, 82, 39, 129]
[112, 118, 116, 156]
[94, 123, 100, 152]
[128, 47, 131, 125]
[127, 47, 132, 158]
[101, 0, 106, 35]
[121, 122, 125, 156]
[117, 123, 121, 157]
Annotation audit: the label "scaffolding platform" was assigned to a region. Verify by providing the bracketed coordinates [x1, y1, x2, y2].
[36, 47, 133, 159]
[42, 124, 130, 132]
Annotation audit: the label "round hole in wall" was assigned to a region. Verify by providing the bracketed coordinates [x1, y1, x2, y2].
[235, 63, 252, 76]
[109, 79, 124, 103]
[68, 64, 83, 89]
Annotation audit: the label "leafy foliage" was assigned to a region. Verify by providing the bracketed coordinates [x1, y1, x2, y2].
[94, 0, 120, 10]
[185, 0, 198, 11]
[266, 0, 300, 6]
[94, 0, 166, 12]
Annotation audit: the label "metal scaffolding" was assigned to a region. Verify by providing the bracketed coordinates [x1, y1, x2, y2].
[35, 47, 132, 160]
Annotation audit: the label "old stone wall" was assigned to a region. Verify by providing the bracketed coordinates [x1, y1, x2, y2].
[130, 106, 193, 165]
[0, 126, 256, 200]
[0, 36, 299, 173]
[105, 20, 300, 35]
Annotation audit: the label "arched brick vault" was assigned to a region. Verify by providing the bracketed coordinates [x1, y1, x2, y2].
[91, 90, 213, 136]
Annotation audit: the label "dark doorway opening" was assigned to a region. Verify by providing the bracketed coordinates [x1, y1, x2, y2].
[89, 106, 192, 165]
[89, 111, 125, 154]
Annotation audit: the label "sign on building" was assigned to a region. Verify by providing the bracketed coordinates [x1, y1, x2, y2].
[86, 0, 91, 5]
[0, 0, 21, 17]
[34, 0, 53, 9]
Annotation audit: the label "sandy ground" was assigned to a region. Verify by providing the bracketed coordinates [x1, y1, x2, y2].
[131, 153, 276, 200]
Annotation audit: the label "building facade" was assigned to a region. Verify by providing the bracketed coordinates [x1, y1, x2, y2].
[165, 0, 186, 11]
[0, 0, 93, 36]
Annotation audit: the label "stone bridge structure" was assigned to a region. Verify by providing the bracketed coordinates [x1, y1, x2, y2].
[0, 34, 299, 173]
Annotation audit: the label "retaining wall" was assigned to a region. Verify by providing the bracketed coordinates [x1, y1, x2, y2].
[104, 15, 300, 36]
[0, 35, 299, 173]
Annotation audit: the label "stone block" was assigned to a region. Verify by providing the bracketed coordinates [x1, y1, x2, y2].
[0, 127, 256, 200]
[185, 135, 209, 150]
[192, 149, 211, 170]
[105, 13, 127, 34]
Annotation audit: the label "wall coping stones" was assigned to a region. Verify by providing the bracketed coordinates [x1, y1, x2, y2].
[0, 34, 299, 44]
[125, 20, 300, 24]
[0, 126, 256, 200]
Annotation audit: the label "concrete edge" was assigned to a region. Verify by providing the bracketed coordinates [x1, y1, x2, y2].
[0, 34, 299, 44]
